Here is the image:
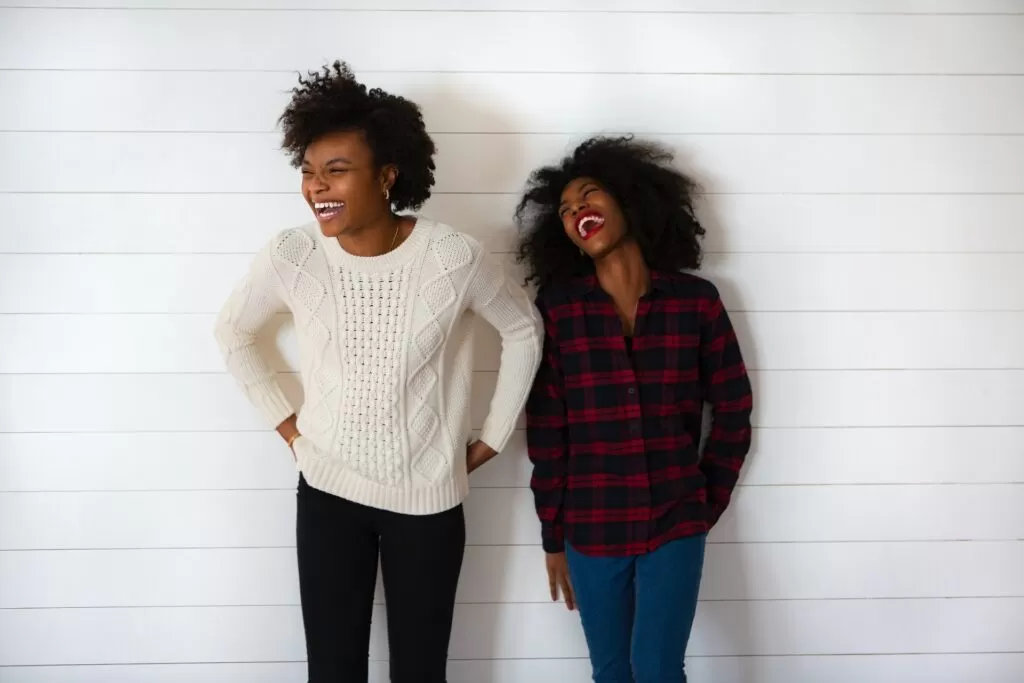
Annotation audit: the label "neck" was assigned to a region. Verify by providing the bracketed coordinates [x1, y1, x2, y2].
[594, 240, 649, 301]
[337, 211, 406, 257]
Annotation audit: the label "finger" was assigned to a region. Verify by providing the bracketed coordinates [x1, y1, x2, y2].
[548, 570, 559, 602]
[560, 575, 576, 611]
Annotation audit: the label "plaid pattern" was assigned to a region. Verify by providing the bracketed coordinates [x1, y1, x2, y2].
[526, 271, 753, 556]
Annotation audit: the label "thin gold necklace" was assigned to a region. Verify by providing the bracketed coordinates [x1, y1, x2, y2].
[388, 221, 402, 252]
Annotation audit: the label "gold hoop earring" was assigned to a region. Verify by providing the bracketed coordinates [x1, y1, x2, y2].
[384, 187, 391, 203]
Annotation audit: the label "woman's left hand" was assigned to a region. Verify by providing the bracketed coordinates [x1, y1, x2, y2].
[466, 440, 498, 474]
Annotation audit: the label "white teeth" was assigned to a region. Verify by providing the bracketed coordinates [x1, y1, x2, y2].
[577, 215, 604, 236]
[314, 201, 344, 210]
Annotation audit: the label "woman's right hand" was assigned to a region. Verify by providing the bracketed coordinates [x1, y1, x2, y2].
[545, 551, 576, 611]
[276, 414, 301, 459]
[287, 433, 302, 459]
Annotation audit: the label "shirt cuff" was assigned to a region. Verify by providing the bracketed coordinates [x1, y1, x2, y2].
[541, 523, 565, 553]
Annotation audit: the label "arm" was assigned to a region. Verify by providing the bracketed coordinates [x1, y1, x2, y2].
[213, 240, 296, 435]
[525, 297, 570, 554]
[698, 286, 754, 525]
[465, 252, 544, 461]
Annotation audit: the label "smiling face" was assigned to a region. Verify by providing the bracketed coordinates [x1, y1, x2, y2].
[300, 129, 395, 238]
[558, 177, 629, 260]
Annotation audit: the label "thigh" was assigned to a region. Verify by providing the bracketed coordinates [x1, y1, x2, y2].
[296, 476, 379, 683]
[565, 543, 635, 683]
[379, 503, 466, 683]
[632, 533, 707, 683]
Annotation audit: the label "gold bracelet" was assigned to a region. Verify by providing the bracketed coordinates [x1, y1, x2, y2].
[286, 432, 301, 449]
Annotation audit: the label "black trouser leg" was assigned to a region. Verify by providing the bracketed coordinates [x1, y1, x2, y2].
[296, 476, 379, 683]
[379, 503, 466, 683]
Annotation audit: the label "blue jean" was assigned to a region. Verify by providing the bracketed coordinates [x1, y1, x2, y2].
[566, 533, 706, 683]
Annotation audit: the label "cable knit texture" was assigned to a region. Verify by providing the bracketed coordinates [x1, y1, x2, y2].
[215, 220, 543, 515]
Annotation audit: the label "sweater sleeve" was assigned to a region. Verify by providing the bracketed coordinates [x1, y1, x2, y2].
[213, 239, 296, 428]
[465, 251, 544, 453]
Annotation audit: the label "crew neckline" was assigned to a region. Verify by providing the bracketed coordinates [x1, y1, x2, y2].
[318, 218, 431, 273]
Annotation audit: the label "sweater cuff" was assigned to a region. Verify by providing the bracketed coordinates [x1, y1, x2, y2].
[478, 415, 515, 454]
[253, 382, 296, 429]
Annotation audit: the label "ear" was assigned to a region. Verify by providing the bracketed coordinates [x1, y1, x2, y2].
[380, 164, 399, 193]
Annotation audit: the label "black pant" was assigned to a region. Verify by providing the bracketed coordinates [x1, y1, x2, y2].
[296, 475, 466, 683]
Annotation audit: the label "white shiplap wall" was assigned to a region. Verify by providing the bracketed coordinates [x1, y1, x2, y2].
[1, 1, 1023, 681]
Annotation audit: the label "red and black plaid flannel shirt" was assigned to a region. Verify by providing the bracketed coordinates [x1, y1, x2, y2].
[526, 271, 753, 556]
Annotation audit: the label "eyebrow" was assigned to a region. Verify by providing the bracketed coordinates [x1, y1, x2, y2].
[559, 183, 599, 209]
[301, 156, 354, 167]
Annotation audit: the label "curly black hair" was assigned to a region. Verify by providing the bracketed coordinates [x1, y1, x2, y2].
[515, 135, 706, 290]
[278, 60, 436, 212]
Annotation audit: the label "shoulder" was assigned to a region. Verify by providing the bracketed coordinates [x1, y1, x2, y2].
[418, 218, 488, 268]
[534, 281, 582, 321]
[654, 270, 722, 300]
[653, 271, 730, 323]
[261, 222, 320, 263]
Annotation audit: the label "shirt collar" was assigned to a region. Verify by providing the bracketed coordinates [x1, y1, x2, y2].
[568, 270, 673, 297]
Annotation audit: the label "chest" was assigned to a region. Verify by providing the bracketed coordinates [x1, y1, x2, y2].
[555, 299, 703, 391]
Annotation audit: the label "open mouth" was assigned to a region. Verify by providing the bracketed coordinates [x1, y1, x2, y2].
[574, 210, 606, 241]
[313, 200, 344, 222]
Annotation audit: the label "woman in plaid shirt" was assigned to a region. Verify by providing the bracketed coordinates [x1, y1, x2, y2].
[516, 136, 754, 683]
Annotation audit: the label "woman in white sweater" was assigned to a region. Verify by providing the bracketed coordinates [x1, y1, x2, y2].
[214, 61, 543, 682]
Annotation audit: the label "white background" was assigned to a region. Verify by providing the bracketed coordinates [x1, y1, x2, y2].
[1, 1, 1024, 681]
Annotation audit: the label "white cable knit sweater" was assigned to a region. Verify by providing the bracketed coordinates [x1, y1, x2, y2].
[215, 220, 543, 514]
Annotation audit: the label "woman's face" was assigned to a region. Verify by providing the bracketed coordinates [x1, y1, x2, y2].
[558, 176, 629, 260]
[301, 130, 394, 238]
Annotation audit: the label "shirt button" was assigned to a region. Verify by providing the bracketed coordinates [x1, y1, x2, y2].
[627, 387, 636, 395]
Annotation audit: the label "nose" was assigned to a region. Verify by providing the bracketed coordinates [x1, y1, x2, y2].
[309, 171, 330, 193]
[569, 200, 587, 217]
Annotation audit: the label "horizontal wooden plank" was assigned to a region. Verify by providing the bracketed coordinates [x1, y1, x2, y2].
[3, 541, 1021, 608]
[2, 1, 1021, 12]
[750, 369, 1024, 427]
[741, 427, 1024, 485]
[3, 426, 1024, 493]
[0, 189, 1003, 257]
[4, 654, 1024, 683]
[706, 253, 1024, 312]
[3, 369, 1024, 433]
[2, 11, 1022, 73]
[0, 313, 498, 373]
[5, 72, 1023, 135]
[734, 312, 1024, 370]
[0, 371, 516, 433]
[6, 311, 1024, 375]
[0, 430, 531, 491]
[4, 193, 1024, 255]
[4, 133, 1024, 194]
[6, 253, 1024, 314]
[2, 599, 1023, 665]
[1, 485, 1021, 550]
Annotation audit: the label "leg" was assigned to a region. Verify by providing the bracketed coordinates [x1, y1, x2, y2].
[296, 476, 379, 683]
[631, 533, 706, 683]
[565, 543, 636, 683]
[379, 504, 466, 683]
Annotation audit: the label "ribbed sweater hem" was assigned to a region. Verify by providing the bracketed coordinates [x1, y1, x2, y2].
[297, 447, 469, 515]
